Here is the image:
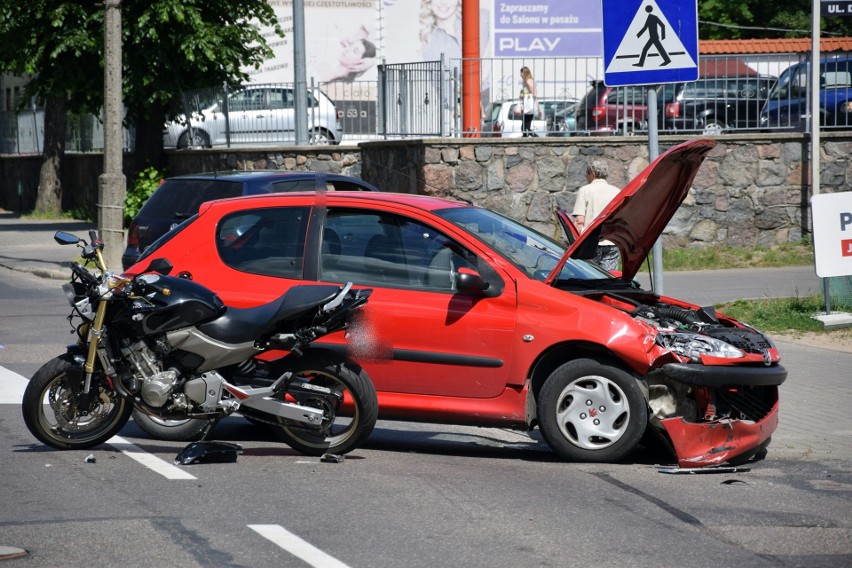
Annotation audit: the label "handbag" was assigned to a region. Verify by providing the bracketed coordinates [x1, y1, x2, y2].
[522, 93, 536, 115]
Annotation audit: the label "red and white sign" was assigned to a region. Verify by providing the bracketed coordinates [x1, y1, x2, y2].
[812, 192, 852, 277]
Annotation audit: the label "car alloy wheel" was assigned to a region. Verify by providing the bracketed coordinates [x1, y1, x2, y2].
[538, 358, 647, 462]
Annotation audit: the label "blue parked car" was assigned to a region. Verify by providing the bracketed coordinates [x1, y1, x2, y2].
[122, 171, 379, 269]
[760, 56, 852, 130]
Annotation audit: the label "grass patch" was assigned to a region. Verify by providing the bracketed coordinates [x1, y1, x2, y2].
[661, 241, 814, 271]
[719, 294, 843, 333]
[22, 208, 93, 222]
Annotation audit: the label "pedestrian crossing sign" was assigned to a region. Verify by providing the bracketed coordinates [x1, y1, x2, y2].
[601, 0, 699, 87]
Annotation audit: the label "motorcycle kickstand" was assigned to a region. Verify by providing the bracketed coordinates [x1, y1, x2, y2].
[174, 416, 243, 466]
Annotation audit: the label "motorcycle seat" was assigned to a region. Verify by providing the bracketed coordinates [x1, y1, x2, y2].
[197, 285, 341, 344]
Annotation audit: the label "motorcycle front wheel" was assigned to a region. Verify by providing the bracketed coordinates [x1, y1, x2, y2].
[269, 352, 378, 456]
[21, 355, 133, 450]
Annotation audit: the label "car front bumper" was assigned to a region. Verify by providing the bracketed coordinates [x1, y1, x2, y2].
[661, 398, 779, 468]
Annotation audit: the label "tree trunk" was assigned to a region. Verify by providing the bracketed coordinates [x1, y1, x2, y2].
[34, 95, 67, 216]
[132, 104, 167, 173]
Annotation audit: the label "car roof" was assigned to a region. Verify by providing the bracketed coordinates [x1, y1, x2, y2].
[198, 190, 470, 215]
[168, 171, 354, 182]
[164, 170, 380, 192]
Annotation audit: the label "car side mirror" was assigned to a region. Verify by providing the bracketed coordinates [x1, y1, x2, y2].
[456, 267, 488, 295]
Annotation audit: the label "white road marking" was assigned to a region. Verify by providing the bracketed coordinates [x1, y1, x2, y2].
[0, 365, 28, 404]
[3, 366, 196, 480]
[249, 524, 352, 568]
[106, 435, 197, 480]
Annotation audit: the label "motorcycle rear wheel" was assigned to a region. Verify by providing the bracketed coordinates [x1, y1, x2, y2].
[131, 410, 212, 441]
[270, 352, 378, 456]
[21, 355, 133, 450]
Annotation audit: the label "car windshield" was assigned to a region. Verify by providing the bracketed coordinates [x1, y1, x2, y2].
[435, 207, 612, 282]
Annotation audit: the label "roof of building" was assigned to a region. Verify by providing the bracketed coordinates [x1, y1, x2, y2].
[700, 37, 852, 55]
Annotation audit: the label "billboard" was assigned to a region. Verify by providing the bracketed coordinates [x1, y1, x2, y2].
[251, 0, 603, 85]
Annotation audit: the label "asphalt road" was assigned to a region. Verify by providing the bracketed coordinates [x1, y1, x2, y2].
[1, 265, 851, 567]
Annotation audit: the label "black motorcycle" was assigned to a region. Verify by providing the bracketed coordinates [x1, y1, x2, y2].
[22, 230, 377, 461]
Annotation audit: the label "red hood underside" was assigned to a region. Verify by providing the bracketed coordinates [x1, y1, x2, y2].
[547, 138, 718, 284]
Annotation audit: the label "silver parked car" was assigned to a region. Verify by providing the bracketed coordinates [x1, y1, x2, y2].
[163, 83, 344, 148]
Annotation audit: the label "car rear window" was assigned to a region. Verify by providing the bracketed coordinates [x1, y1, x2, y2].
[577, 84, 604, 112]
[140, 179, 244, 218]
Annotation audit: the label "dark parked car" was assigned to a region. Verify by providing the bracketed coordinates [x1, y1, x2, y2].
[657, 76, 775, 134]
[760, 56, 852, 130]
[574, 80, 652, 135]
[122, 171, 378, 269]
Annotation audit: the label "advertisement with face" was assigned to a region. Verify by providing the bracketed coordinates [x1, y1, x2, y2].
[247, 1, 603, 134]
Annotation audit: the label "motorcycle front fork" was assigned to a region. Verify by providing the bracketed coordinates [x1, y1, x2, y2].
[81, 299, 111, 396]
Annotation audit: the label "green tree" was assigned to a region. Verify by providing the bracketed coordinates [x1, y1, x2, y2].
[699, 0, 852, 39]
[0, 0, 282, 215]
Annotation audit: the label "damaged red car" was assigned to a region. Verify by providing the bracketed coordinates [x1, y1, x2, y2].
[129, 138, 785, 467]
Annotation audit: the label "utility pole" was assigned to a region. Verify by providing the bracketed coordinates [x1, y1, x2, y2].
[99, 0, 126, 269]
[293, 0, 308, 145]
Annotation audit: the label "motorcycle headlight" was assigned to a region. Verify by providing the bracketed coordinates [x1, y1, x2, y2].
[62, 282, 94, 321]
[657, 331, 744, 362]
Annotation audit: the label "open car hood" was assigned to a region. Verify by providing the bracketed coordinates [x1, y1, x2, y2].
[546, 138, 717, 284]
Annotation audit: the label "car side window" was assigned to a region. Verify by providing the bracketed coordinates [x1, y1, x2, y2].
[508, 102, 524, 121]
[229, 90, 265, 112]
[270, 179, 319, 192]
[610, 87, 646, 105]
[216, 206, 310, 278]
[269, 88, 295, 109]
[320, 209, 475, 292]
[822, 63, 852, 88]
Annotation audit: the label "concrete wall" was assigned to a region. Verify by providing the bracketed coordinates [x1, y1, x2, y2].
[2, 132, 850, 249]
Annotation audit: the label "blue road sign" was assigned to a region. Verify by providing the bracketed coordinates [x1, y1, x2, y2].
[602, 0, 699, 86]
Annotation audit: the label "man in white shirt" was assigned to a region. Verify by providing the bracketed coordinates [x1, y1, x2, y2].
[572, 159, 621, 271]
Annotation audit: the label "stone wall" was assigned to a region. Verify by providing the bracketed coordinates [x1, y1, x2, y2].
[164, 146, 363, 178]
[360, 133, 842, 248]
[3, 133, 850, 249]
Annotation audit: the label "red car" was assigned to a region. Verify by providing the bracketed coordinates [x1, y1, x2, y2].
[130, 139, 785, 467]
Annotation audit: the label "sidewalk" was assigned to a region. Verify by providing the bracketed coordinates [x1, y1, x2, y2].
[0, 211, 97, 279]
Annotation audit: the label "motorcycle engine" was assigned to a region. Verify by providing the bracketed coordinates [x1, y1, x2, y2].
[121, 339, 178, 407]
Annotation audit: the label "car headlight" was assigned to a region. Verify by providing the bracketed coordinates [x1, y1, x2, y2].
[657, 331, 744, 362]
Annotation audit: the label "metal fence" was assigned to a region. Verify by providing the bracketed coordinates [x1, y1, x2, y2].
[0, 109, 134, 154]
[377, 60, 450, 138]
[2, 52, 851, 154]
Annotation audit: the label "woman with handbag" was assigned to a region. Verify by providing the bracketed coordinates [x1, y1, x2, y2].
[519, 66, 537, 137]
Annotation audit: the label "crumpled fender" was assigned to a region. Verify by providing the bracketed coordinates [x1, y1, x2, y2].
[661, 400, 779, 468]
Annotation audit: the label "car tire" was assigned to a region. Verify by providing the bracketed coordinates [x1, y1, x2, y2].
[537, 358, 647, 462]
[309, 128, 335, 145]
[177, 128, 211, 149]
